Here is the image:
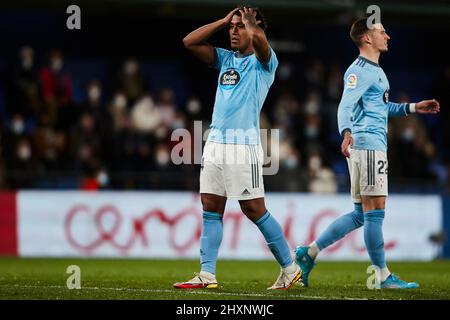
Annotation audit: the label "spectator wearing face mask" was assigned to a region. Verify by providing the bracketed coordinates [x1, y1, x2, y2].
[102, 91, 136, 185]
[78, 80, 112, 154]
[7, 138, 35, 188]
[108, 91, 129, 132]
[116, 57, 145, 105]
[71, 112, 101, 173]
[79, 80, 104, 120]
[389, 114, 436, 181]
[130, 93, 161, 134]
[7, 46, 41, 119]
[38, 50, 73, 128]
[32, 120, 71, 174]
[150, 142, 181, 189]
[7, 113, 28, 137]
[305, 59, 326, 95]
[3, 114, 34, 163]
[307, 150, 337, 194]
[155, 88, 178, 129]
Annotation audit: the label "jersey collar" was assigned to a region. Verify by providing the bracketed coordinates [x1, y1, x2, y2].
[235, 51, 254, 59]
[358, 55, 380, 67]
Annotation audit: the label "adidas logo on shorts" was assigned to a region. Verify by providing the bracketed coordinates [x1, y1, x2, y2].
[242, 189, 250, 195]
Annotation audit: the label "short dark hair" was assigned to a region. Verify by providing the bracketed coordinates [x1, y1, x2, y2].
[350, 18, 370, 48]
[235, 5, 267, 30]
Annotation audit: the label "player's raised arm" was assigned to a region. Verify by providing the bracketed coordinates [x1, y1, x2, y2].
[387, 99, 440, 117]
[183, 8, 239, 65]
[240, 7, 270, 64]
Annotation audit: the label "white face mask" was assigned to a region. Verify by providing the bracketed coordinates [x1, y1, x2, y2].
[113, 94, 127, 110]
[88, 86, 101, 102]
[97, 170, 109, 186]
[156, 150, 170, 166]
[284, 155, 298, 169]
[305, 100, 319, 115]
[309, 156, 322, 171]
[51, 58, 63, 72]
[12, 119, 25, 134]
[278, 63, 292, 81]
[124, 61, 138, 75]
[22, 57, 33, 70]
[305, 125, 319, 139]
[172, 118, 185, 130]
[402, 128, 415, 142]
[18, 144, 31, 160]
[155, 126, 167, 139]
[187, 98, 201, 115]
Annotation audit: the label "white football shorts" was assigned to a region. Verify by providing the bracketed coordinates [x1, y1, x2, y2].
[347, 148, 388, 203]
[199, 141, 265, 200]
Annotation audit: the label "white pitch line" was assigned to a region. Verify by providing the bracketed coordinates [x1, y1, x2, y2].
[0, 284, 369, 300]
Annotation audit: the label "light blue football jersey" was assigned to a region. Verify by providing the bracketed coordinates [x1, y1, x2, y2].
[337, 56, 412, 151]
[208, 47, 278, 145]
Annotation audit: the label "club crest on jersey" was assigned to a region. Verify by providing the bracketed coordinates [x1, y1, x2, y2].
[346, 73, 357, 89]
[383, 90, 389, 103]
[220, 69, 241, 88]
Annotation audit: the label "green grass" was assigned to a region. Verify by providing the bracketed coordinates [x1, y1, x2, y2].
[0, 258, 449, 300]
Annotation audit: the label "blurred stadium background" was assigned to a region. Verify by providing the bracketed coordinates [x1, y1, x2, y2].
[0, 0, 450, 299]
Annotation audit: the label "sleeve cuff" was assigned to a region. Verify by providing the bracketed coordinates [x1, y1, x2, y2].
[341, 128, 352, 137]
[407, 103, 416, 114]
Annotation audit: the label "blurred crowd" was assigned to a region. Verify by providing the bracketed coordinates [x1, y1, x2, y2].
[0, 46, 449, 193]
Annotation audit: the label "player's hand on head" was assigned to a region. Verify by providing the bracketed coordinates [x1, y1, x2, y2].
[416, 99, 440, 114]
[239, 7, 259, 25]
[341, 132, 353, 158]
[222, 8, 240, 25]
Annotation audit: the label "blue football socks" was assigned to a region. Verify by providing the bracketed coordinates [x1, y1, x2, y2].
[200, 211, 223, 275]
[255, 211, 292, 268]
[316, 203, 364, 250]
[364, 209, 386, 268]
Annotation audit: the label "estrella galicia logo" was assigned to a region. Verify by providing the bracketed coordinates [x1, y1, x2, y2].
[383, 90, 389, 103]
[220, 69, 240, 88]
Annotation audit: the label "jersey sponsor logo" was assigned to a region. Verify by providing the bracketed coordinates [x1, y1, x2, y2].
[346, 73, 357, 89]
[383, 90, 389, 103]
[220, 69, 241, 87]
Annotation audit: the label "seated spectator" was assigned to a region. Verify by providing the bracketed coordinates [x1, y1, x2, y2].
[38, 50, 73, 128]
[7, 46, 41, 119]
[116, 57, 145, 105]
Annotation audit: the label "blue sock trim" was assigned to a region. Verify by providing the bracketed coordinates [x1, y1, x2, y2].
[364, 209, 385, 221]
[255, 211, 270, 226]
[203, 211, 223, 220]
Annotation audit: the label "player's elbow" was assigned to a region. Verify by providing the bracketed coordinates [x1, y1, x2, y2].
[183, 35, 198, 49]
[183, 36, 192, 49]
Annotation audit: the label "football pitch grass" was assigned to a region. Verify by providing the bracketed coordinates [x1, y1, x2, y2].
[0, 258, 449, 300]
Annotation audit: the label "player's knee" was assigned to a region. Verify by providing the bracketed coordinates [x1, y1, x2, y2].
[201, 195, 223, 213]
[240, 202, 266, 223]
[362, 197, 386, 212]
